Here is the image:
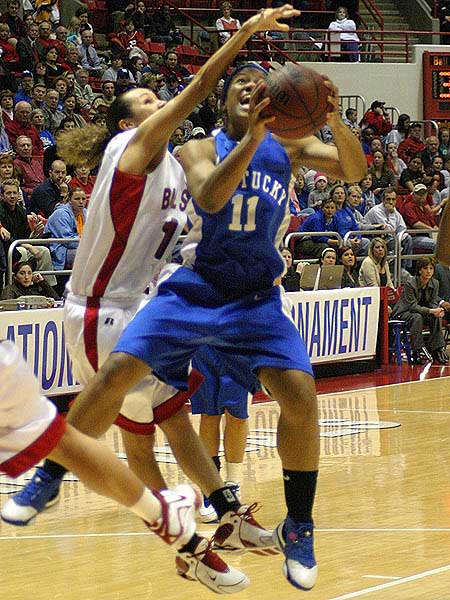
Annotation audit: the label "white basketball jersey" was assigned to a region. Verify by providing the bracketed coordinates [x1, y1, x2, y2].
[69, 129, 189, 300]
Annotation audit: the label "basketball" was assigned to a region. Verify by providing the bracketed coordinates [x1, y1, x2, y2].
[263, 63, 332, 139]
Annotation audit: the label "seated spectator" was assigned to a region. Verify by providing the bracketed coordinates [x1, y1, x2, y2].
[392, 257, 449, 364]
[337, 244, 358, 288]
[308, 173, 329, 208]
[158, 50, 191, 87]
[402, 183, 439, 253]
[327, 5, 360, 62]
[61, 94, 87, 129]
[280, 246, 300, 292]
[152, 4, 182, 46]
[29, 159, 66, 218]
[342, 107, 358, 129]
[364, 187, 413, 271]
[0, 0, 26, 42]
[399, 154, 426, 194]
[69, 165, 95, 205]
[365, 136, 383, 166]
[74, 69, 95, 110]
[359, 173, 375, 215]
[360, 100, 392, 137]
[368, 150, 397, 202]
[158, 74, 180, 103]
[297, 197, 339, 259]
[33, 61, 47, 86]
[102, 54, 126, 82]
[329, 182, 347, 210]
[115, 19, 146, 55]
[385, 113, 410, 147]
[91, 80, 116, 114]
[77, 28, 104, 77]
[320, 247, 337, 266]
[54, 77, 68, 109]
[398, 123, 425, 164]
[361, 126, 376, 155]
[44, 45, 65, 85]
[0, 89, 14, 128]
[31, 83, 47, 111]
[421, 135, 440, 171]
[335, 191, 370, 256]
[64, 44, 82, 72]
[1, 257, 59, 304]
[42, 88, 64, 135]
[358, 237, 393, 288]
[33, 0, 60, 25]
[44, 186, 86, 270]
[67, 16, 81, 46]
[14, 71, 35, 107]
[0, 178, 56, 286]
[126, 1, 155, 39]
[115, 68, 136, 96]
[386, 142, 407, 180]
[35, 20, 53, 61]
[5, 101, 43, 158]
[30, 108, 55, 151]
[439, 127, 450, 159]
[198, 92, 220, 135]
[216, 2, 241, 45]
[289, 170, 312, 217]
[434, 259, 450, 321]
[13, 135, 45, 197]
[347, 184, 383, 232]
[0, 22, 20, 71]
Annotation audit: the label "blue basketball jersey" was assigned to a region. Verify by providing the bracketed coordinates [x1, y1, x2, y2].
[181, 129, 292, 299]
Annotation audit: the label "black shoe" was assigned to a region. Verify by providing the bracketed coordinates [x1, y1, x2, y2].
[433, 349, 449, 365]
[411, 350, 424, 365]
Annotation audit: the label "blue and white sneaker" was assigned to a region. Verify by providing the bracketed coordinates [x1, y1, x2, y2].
[199, 494, 218, 523]
[273, 517, 317, 590]
[1, 468, 63, 526]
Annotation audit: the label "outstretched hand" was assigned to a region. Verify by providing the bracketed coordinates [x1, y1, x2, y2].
[245, 4, 301, 35]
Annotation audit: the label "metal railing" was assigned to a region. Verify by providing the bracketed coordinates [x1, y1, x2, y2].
[7, 238, 79, 286]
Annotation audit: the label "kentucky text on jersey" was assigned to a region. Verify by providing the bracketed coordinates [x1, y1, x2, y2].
[240, 170, 287, 205]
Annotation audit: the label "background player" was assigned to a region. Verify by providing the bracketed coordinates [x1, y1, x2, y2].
[192, 348, 250, 523]
[62, 63, 366, 592]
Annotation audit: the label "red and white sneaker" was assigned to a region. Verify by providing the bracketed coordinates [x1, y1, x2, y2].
[213, 503, 274, 551]
[147, 484, 200, 549]
[176, 536, 249, 594]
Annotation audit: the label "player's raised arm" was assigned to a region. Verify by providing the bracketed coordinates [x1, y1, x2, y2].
[282, 80, 367, 183]
[122, 5, 299, 172]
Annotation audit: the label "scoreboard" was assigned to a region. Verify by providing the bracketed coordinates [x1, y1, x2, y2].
[423, 51, 450, 123]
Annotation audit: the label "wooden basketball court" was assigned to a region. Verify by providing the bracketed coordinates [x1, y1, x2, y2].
[1, 374, 450, 600]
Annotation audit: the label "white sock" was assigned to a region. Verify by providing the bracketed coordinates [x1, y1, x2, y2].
[226, 461, 243, 486]
[129, 488, 162, 523]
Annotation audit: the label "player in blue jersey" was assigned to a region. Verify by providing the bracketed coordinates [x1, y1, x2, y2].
[191, 348, 251, 522]
[65, 65, 366, 591]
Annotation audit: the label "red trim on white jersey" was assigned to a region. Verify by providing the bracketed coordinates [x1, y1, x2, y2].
[92, 168, 146, 298]
[83, 297, 100, 371]
[1, 414, 66, 478]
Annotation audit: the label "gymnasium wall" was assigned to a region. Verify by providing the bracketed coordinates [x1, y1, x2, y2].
[300, 44, 445, 122]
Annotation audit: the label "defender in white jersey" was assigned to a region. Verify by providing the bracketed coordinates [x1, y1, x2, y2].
[1, 7, 300, 593]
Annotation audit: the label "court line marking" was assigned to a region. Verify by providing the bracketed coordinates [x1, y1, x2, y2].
[362, 575, 401, 580]
[327, 563, 450, 599]
[2, 527, 450, 542]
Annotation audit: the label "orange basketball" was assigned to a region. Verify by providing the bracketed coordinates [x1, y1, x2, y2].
[263, 63, 332, 139]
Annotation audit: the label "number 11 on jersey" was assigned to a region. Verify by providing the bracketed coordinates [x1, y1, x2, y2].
[229, 194, 259, 232]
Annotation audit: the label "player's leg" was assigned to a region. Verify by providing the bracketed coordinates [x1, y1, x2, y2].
[49, 424, 199, 549]
[223, 409, 248, 495]
[198, 414, 222, 521]
[258, 366, 319, 592]
[120, 430, 166, 490]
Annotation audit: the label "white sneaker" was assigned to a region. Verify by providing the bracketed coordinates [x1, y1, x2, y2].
[213, 503, 274, 551]
[176, 536, 249, 594]
[147, 484, 200, 549]
[199, 500, 218, 523]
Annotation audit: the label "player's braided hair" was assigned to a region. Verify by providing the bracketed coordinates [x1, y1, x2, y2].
[57, 92, 135, 168]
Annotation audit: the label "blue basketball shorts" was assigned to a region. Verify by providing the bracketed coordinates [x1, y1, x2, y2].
[114, 266, 313, 393]
[191, 347, 251, 419]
